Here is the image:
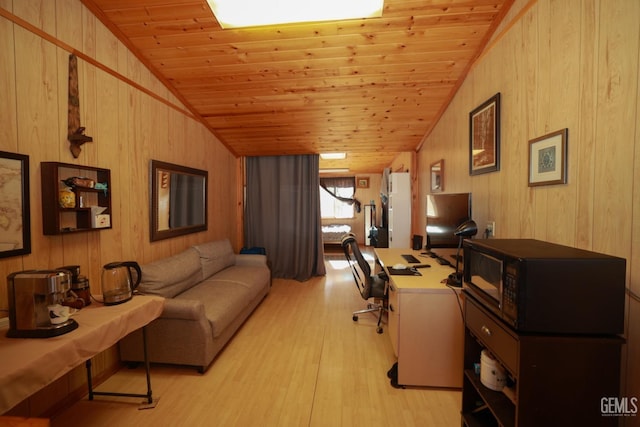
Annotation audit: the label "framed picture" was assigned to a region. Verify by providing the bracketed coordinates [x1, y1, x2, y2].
[0, 151, 31, 258]
[528, 128, 568, 186]
[430, 159, 444, 192]
[469, 93, 500, 175]
[357, 177, 369, 188]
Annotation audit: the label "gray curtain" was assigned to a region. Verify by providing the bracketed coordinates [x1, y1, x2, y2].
[245, 155, 326, 281]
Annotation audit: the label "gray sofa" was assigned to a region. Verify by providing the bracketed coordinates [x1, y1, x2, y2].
[119, 239, 270, 372]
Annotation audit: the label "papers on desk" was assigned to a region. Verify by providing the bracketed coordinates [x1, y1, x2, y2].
[388, 267, 422, 276]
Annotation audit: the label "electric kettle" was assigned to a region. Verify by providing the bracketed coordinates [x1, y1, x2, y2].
[101, 261, 141, 305]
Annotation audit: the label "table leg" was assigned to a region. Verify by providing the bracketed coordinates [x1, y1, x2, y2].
[85, 325, 154, 406]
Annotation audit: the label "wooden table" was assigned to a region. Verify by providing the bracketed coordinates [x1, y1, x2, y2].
[0, 295, 164, 414]
[375, 248, 464, 388]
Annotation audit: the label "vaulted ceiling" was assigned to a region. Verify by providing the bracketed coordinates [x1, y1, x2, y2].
[81, 0, 514, 174]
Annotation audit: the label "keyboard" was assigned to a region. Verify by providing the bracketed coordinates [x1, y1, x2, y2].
[401, 254, 420, 263]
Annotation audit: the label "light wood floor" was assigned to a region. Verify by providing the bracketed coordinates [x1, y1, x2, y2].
[51, 252, 461, 426]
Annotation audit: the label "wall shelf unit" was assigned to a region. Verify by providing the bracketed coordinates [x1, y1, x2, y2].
[40, 162, 112, 235]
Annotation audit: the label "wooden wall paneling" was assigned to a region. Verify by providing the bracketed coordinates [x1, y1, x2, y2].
[0, 8, 20, 313]
[14, 27, 62, 272]
[539, 0, 581, 246]
[524, 6, 551, 242]
[93, 7, 119, 71]
[497, 25, 525, 239]
[574, 0, 599, 250]
[123, 51, 147, 262]
[514, 8, 536, 240]
[592, 2, 637, 258]
[55, 0, 82, 52]
[108, 37, 128, 265]
[0, 6, 17, 153]
[114, 80, 135, 264]
[94, 72, 122, 280]
[15, 0, 55, 33]
[451, 95, 473, 193]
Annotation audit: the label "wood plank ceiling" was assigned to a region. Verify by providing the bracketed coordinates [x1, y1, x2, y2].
[82, 0, 514, 174]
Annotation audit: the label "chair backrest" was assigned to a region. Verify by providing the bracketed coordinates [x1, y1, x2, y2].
[340, 233, 373, 299]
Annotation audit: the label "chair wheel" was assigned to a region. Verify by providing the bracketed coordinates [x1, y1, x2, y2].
[376, 327, 383, 334]
[353, 315, 358, 322]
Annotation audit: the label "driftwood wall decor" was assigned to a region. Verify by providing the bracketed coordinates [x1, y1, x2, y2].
[67, 54, 92, 158]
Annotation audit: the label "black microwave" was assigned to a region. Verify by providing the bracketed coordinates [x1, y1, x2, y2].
[463, 239, 626, 335]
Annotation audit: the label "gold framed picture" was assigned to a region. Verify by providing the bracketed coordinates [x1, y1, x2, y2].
[357, 177, 370, 188]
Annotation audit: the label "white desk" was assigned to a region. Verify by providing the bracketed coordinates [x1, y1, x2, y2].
[375, 248, 464, 388]
[0, 295, 164, 414]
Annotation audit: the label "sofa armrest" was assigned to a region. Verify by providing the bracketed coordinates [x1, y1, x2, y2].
[234, 254, 268, 268]
[160, 298, 205, 321]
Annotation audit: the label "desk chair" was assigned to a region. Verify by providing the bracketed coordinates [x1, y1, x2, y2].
[340, 233, 388, 334]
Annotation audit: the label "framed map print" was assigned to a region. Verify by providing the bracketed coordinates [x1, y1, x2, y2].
[0, 151, 31, 258]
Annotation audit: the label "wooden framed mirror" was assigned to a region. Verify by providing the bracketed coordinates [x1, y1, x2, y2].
[150, 160, 208, 242]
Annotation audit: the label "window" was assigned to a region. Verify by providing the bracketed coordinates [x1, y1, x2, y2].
[320, 177, 356, 219]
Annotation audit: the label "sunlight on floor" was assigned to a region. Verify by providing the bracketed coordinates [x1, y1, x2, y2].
[325, 252, 374, 271]
[328, 259, 349, 269]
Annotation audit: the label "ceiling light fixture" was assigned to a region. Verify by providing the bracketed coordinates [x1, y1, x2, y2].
[320, 152, 347, 160]
[207, 0, 384, 29]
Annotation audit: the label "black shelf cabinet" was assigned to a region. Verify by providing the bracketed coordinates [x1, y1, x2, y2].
[41, 162, 112, 235]
[461, 294, 624, 427]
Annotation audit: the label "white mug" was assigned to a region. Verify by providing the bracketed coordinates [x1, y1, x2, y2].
[48, 304, 70, 325]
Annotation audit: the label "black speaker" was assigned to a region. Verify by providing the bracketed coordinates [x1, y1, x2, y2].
[412, 235, 423, 250]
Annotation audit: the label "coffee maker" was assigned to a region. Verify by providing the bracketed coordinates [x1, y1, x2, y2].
[6, 270, 79, 338]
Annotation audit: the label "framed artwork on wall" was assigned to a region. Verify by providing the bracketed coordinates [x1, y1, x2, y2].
[528, 128, 568, 186]
[469, 93, 500, 175]
[430, 159, 444, 192]
[0, 151, 31, 258]
[357, 177, 369, 188]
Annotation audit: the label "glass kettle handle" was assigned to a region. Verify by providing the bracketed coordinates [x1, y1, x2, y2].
[121, 261, 142, 289]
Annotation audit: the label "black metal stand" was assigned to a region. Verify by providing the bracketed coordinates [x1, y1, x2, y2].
[86, 326, 154, 407]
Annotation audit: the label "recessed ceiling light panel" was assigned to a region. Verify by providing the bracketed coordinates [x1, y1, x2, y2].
[208, 0, 384, 29]
[320, 168, 350, 173]
[320, 152, 347, 160]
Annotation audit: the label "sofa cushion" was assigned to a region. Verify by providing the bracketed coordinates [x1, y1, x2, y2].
[204, 266, 270, 301]
[193, 239, 236, 279]
[176, 280, 253, 338]
[138, 247, 202, 298]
